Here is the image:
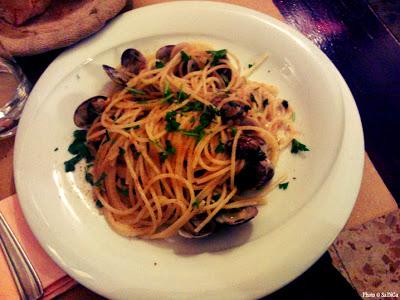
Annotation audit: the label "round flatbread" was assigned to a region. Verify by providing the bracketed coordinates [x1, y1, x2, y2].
[0, 0, 127, 56]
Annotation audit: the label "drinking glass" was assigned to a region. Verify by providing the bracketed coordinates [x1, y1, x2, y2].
[0, 41, 31, 139]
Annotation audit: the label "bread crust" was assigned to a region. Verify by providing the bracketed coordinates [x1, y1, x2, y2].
[0, 0, 127, 56]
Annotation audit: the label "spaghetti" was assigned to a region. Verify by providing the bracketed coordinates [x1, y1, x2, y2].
[71, 42, 297, 239]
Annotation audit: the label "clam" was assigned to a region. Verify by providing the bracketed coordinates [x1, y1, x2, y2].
[178, 215, 216, 239]
[156, 45, 175, 64]
[102, 64, 128, 85]
[228, 135, 266, 161]
[121, 48, 147, 74]
[102, 48, 147, 85]
[74, 96, 107, 128]
[216, 206, 258, 226]
[235, 160, 274, 191]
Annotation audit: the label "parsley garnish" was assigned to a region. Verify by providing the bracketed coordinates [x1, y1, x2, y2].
[181, 105, 219, 142]
[165, 140, 176, 155]
[212, 193, 221, 201]
[158, 152, 168, 163]
[85, 170, 94, 185]
[180, 101, 204, 112]
[282, 100, 289, 109]
[155, 60, 165, 68]
[163, 81, 175, 103]
[105, 130, 110, 142]
[64, 130, 93, 172]
[189, 116, 196, 123]
[158, 140, 176, 163]
[165, 111, 180, 132]
[64, 155, 82, 172]
[73, 130, 87, 140]
[291, 112, 296, 121]
[130, 144, 141, 159]
[231, 127, 237, 136]
[248, 63, 254, 68]
[150, 139, 163, 150]
[133, 125, 140, 129]
[207, 49, 227, 66]
[54, 147, 59, 152]
[220, 73, 230, 86]
[117, 186, 129, 196]
[278, 182, 289, 190]
[192, 199, 199, 208]
[94, 172, 107, 187]
[215, 139, 225, 153]
[291, 139, 310, 154]
[180, 51, 191, 63]
[129, 88, 145, 95]
[177, 89, 189, 102]
[95, 199, 103, 208]
[119, 147, 126, 156]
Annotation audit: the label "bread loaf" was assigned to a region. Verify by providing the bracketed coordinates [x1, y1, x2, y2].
[0, 0, 52, 25]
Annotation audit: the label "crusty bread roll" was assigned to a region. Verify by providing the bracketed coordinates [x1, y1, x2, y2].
[0, 0, 52, 25]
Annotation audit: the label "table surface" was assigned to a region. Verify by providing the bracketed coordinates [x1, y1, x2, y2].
[0, 0, 399, 299]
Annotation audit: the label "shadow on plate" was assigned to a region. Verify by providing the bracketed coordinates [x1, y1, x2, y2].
[148, 222, 254, 256]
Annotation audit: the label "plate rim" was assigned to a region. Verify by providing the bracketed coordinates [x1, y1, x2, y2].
[14, 1, 364, 299]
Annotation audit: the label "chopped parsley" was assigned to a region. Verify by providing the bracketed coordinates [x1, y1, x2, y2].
[155, 60, 165, 68]
[64, 155, 83, 172]
[165, 140, 176, 155]
[189, 116, 196, 123]
[129, 88, 145, 95]
[158, 152, 168, 163]
[215, 139, 225, 153]
[163, 81, 175, 103]
[177, 89, 189, 102]
[95, 199, 103, 208]
[150, 139, 163, 150]
[119, 147, 126, 156]
[181, 105, 219, 142]
[220, 73, 230, 86]
[85, 170, 94, 185]
[54, 147, 59, 152]
[207, 49, 227, 66]
[165, 111, 180, 132]
[248, 63, 254, 68]
[212, 193, 221, 201]
[64, 130, 93, 172]
[133, 125, 140, 129]
[73, 129, 86, 140]
[130, 144, 141, 159]
[180, 51, 191, 63]
[158, 140, 176, 163]
[282, 100, 289, 109]
[94, 172, 107, 187]
[291, 139, 310, 154]
[278, 182, 289, 190]
[291, 112, 296, 121]
[105, 130, 111, 142]
[231, 127, 237, 136]
[180, 101, 204, 112]
[192, 199, 199, 208]
[117, 186, 129, 196]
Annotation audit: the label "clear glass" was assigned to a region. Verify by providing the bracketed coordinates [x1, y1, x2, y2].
[0, 41, 31, 140]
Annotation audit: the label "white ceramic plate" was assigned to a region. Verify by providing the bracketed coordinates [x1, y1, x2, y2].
[14, 2, 364, 299]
